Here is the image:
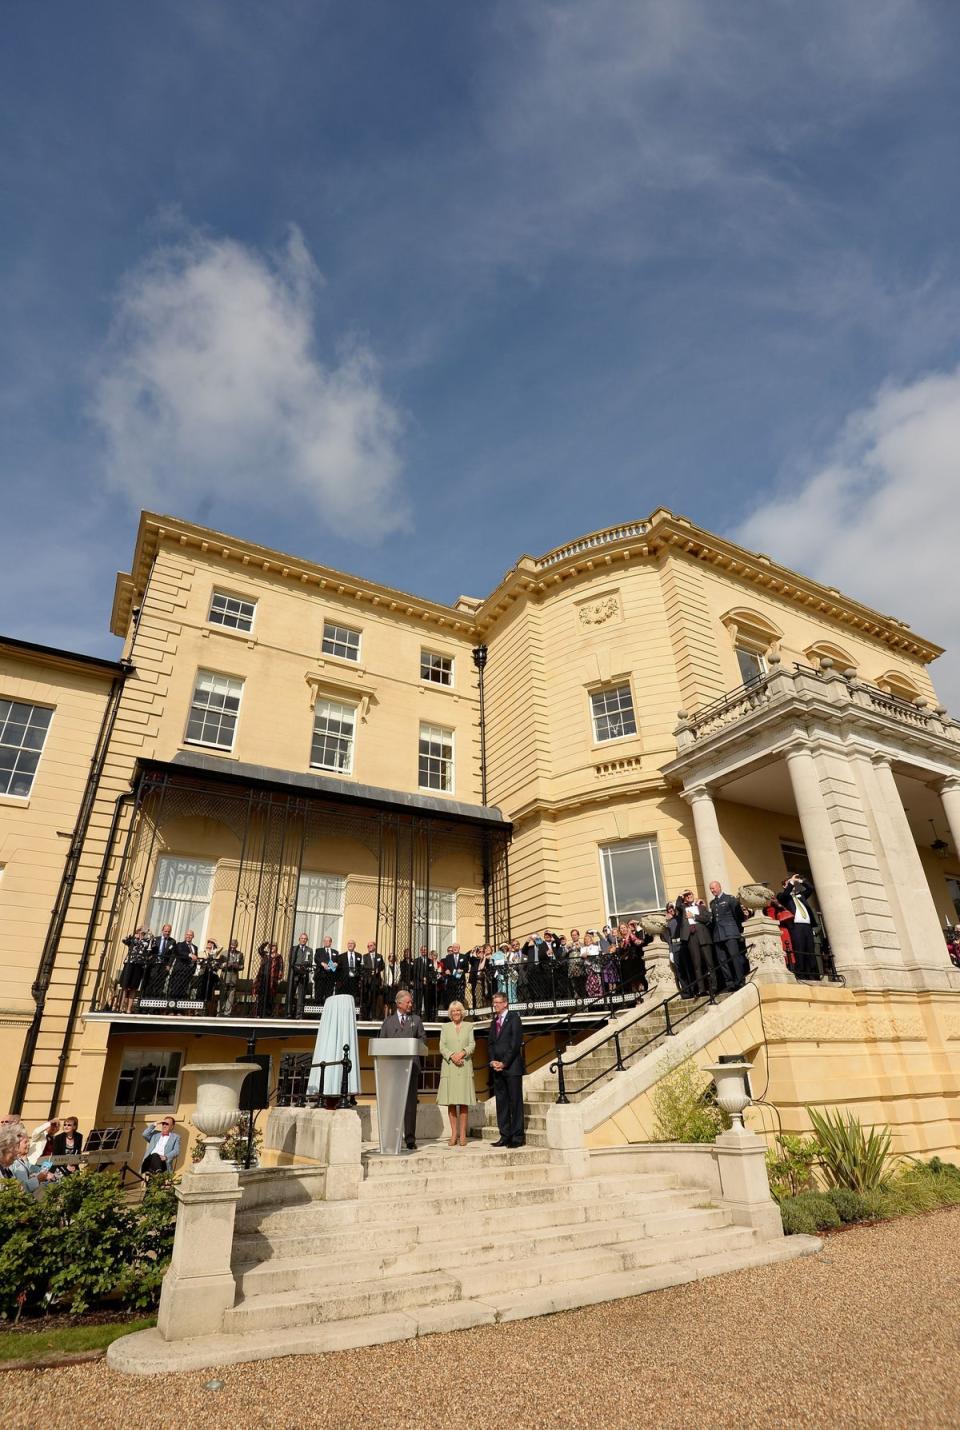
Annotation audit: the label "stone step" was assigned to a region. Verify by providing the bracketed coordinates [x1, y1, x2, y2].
[357, 1163, 571, 1200]
[362, 1145, 552, 1177]
[110, 1236, 822, 1375]
[233, 1204, 739, 1299]
[223, 1270, 459, 1335]
[480, 1127, 547, 1145]
[234, 1186, 708, 1262]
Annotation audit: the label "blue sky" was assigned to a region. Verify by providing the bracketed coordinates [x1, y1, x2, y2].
[3, 2, 960, 695]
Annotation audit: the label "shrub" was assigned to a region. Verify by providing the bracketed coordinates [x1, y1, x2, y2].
[808, 1106, 892, 1193]
[825, 1187, 867, 1223]
[651, 1059, 732, 1144]
[191, 1117, 263, 1168]
[791, 1191, 841, 1230]
[0, 1170, 177, 1320]
[766, 1133, 819, 1202]
[780, 1197, 820, 1235]
[858, 1189, 896, 1221]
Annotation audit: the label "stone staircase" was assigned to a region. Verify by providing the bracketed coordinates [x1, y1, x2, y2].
[484, 1000, 702, 1145]
[185, 1138, 815, 1362]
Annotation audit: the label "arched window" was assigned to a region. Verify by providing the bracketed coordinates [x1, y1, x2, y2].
[719, 607, 783, 688]
[876, 669, 922, 702]
[804, 641, 857, 674]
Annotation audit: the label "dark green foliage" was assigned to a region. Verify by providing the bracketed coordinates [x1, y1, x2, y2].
[807, 1106, 892, 1193]
[0, 1170, 177, 1319]
[651, 1060, 732, 1143]
[766, 1134, 819, 1202]
[858, 1189, 896, 1221]
[825, 1187, 867, 1223]
[779, 1198, 820, 1235]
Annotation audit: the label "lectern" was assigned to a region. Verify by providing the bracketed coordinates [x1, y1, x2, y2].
[369, 1037, 428, 1155]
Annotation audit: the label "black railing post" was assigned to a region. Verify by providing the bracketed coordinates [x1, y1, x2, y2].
[555, 1048, 569, 1105]
[337, 1043, 352, 1109]
[664, 999, 674, 1036]
[614, 1030, 625, 1071]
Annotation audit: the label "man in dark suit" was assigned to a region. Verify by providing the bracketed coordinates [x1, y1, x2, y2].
[288, 933, 315, 1017]
[779, 875, 819, 980]
[378, 988, 426, 1150]
[336, 940, 362, 1007]
[708, 881, 748, 990]
[441, 944, 470, 1010]
[360, 941, 385, 1019]
[487, 991, 525, 1147]
[143, 924, 175, 998]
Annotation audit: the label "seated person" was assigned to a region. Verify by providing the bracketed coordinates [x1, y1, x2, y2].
[140, 1117, 181, 1175]
[52, 1117, 84, 1172]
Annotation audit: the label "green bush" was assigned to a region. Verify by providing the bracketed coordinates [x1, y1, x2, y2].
[807, 1106, 892, 1193]
[858, 1189, 896, 1221]
[792, 1191, 841, 1229]
[651, 1060, 732, 1144]
[779, 1197, 820, 1235]
[0, 1170, 177, 1320]
[825, 1187, 867, 1223]
[191, 1118, 263, 1167]
[766, 1133, 819, 1202]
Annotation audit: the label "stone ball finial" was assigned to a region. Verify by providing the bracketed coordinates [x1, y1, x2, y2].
[819, 656, 834, 670]
[843, 667, 857, 680]
[767, 651, 781, 666]
[677, 710, 688, 721]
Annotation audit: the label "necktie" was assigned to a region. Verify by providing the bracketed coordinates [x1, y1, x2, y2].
[496, 1015, 503, 1033]
[399, 1015, 405, 1028]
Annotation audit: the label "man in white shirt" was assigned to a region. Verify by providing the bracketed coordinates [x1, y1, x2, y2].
[140, 1117, 181, 1175]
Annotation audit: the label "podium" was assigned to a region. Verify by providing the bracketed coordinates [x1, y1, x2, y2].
[369, 1037, 428, 1155]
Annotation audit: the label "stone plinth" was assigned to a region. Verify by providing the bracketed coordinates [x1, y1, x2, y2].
[157, 1166, 243, 1340]
[264, 1107, 362, 1199]
[714, 1124, 783, 1239]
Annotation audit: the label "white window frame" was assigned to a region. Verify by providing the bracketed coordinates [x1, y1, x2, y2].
[420, 649, 454, 687]
[415, 887, 457, 951]
[599, 838, 666, 923]
[113, 1048, 184, 1114]
[589, 683, 638, 744]
[146, 855, 215, 944]
[322, 620, 362, 663]
[295, 872, 346, 950]
[208, 589, 257, 633]
[418, 722, 455, 794]
[735, 644, 767, 688]
[310, 698, 357, 775]
[0, 697, 54, 799]
[185, 669, 244, 751]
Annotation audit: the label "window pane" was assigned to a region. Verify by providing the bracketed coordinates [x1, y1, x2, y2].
[590, 685, 637, 742]
[147, 856, 215, 941]
[414, 888, 456, 950]
[322, 622, 361, 661]
[310, 699, 356, 773]
[0, 697, 52, 796]
[601, 839, 665, 921]
[115, 1050, 183, 1110]
[418, 723, 454, 792]
[420, 650, 453, 685]
[294, 872, 346, 949]
[208, 590, 256, 632]
[736, 647, 765, 686]
[186, 670, 243, 749]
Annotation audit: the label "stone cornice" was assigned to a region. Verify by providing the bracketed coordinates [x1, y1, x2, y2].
[505, 772, 669, 827]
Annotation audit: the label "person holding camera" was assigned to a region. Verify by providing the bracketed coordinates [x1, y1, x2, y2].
[779, 874, 818, 980]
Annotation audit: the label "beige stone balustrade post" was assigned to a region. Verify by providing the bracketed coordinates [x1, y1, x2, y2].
[783, 744, 866, 977]
[713, 1123, 784, 1239]
[682, 782, 731, 891]
[742, 911, 792, 985]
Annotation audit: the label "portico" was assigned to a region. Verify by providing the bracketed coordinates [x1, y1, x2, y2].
[665, 658, 960, 992]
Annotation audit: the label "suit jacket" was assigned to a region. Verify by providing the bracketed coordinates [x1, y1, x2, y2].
[173, 940, 198, 963]
[487, 1009, 525, 1077]
[443, 953, 470, 979]
[778, 880, 815, 919]
[150, 934, 176, 966]
[291, 943, 315, 971]
[336, 950, 362, 987]
[378, 1010, 426, 1068]
[710, 892, 744, 941]
[141, 1126, 181, 1168]
[361, 953, 385, 981]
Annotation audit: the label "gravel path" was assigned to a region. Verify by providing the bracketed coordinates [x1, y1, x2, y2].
[2, 1209, 958, 1430]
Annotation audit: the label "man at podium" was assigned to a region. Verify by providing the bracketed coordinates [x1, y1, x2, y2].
[378, 989, 426, 1150]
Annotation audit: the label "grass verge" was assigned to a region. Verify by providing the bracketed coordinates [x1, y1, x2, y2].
[0, 1317, 156, 1365]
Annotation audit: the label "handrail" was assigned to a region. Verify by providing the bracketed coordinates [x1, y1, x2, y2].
[549, 987, 714, 1103]
[519, 976, 642, 1075]
[276, 1043, 353, 1110]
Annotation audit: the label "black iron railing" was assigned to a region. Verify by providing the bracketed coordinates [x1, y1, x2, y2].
[275, 1044, 353, 1109]
[550, 988, 715, 1104]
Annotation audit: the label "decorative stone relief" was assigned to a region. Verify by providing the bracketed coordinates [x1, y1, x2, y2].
[577, 594, 621, 627]
[761, 1009, 926, 1043]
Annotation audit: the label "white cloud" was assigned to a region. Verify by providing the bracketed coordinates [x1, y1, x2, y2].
[736, 367, 960, 705]
[92, 226, 409, 542]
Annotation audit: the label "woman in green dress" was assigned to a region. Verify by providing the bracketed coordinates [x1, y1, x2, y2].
[437, 1000, 476, 1146]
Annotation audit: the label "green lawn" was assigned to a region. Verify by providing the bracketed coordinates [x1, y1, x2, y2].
[0, 1317, 156, 1363]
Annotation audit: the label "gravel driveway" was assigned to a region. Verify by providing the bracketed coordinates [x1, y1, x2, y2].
[2, 1208, 958, 1429]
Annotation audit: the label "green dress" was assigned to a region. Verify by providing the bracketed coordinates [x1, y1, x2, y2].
[437, 1021, 477, 1106]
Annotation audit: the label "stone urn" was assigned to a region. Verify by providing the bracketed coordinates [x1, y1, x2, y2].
[738, 882, 775, 912]
[638, 913, 673, 994]
[187, 1063, 251, 1171]
[703, 1060, 752, 1128]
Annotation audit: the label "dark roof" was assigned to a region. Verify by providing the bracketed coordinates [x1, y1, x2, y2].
[152, 751, 511, 830]
[0, 632, 124, 677]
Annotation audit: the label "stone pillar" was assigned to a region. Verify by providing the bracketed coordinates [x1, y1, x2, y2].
[784, 744, 866, 977]
[157, 1166, 242, 1340]
[871, 757, 954, 986]
[938, 777, 960, 866]
[714, 1124, 783, 1239]
[742, 912, 792, 985]
[682, 783, 731, 891]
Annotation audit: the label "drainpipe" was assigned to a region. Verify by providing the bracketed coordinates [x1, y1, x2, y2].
[11, 658, 135, 1114]
[472, 644, 491, 940]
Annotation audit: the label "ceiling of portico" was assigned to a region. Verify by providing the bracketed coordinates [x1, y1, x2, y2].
[895, 772, 955, 854]
[715, 764, 795, 816]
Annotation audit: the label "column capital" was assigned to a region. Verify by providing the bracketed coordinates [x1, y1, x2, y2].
[870, 752, 893, 772]
[939, 774, 960, 796]
[681, 782, 714, 806]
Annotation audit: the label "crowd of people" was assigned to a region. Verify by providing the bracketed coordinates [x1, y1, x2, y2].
[0, 1115, 84, 1194]
[111, 872, 825, 1021]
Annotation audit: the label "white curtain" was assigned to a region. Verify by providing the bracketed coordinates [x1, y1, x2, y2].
[147, 856, 215, 942]
[295, 872, 346, 949]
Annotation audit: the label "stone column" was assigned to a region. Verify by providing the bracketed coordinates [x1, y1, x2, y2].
[783, 744, 866, 977]
[682, 783, 731, 891]
[156, 1166, 242, 1340]
[871, 757, 954, 985]
[938, 776, 960, 865]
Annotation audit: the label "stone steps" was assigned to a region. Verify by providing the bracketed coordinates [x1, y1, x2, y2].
[363, 1145, 553, 1177]
[357, 1162, 571, 1199]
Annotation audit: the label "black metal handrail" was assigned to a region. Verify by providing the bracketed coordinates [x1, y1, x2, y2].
[549, 987, 715, 1104]
[275, 1043, 353, 1110]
